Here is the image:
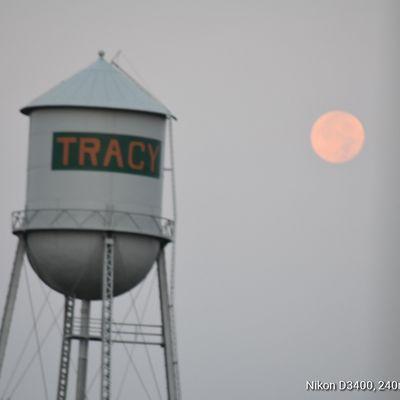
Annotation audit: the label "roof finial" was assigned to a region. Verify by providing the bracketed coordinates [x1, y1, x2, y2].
[98, 50, 105, 59]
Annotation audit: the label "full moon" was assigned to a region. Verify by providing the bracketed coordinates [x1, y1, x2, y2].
[310, 110, 365, 163]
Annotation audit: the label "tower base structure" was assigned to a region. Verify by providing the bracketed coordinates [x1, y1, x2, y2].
[0, 234, 181, 400]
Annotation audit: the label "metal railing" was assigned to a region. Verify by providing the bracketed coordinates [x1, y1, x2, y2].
[12, 209, 174, 241]
[70, 317, 163, 347]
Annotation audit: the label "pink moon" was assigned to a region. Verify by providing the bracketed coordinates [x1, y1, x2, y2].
[311, 111, 365, 164]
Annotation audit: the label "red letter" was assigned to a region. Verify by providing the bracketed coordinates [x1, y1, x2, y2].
[103, 138, 123, 168]
[56, 137, 77, 166]
[79, 137, 101, 166]
[128, 141, 145, 170]
[147, 143, 160, 174]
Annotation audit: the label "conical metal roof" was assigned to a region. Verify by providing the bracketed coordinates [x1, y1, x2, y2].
[21, 52, 173, 118]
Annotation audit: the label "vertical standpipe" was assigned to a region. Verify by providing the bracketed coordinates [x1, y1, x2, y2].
[76, 300, 91, 400]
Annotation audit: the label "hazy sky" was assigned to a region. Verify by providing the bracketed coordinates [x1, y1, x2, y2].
[1, 0, 400, 399]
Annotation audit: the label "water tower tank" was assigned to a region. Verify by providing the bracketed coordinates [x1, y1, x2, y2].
[13, 52, 174, 300]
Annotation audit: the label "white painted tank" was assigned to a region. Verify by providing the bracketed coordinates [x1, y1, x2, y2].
[15, 52, 174, 300]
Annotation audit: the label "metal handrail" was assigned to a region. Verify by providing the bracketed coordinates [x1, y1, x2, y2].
[11, 208, 174, 241]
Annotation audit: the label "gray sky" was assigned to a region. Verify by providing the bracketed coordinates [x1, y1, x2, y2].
[1, 0, 400, 399]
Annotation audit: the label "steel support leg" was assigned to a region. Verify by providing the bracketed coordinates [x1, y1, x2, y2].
[101, 235, 114, 400]
[76, 300, 90, 400]
[0, 238, 25, 381]
[157, 249, 180, 400]
[57, 296, 75, 400]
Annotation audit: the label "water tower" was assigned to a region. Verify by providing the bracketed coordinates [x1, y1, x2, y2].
[0, 51, 181, 400]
